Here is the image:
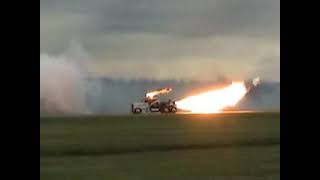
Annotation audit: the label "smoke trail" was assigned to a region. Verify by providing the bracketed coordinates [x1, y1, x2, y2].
[40, 41, 98, 115]
[40, 54, 90, 114]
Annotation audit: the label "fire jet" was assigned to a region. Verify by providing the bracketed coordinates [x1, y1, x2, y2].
[176, 77, 261, 113]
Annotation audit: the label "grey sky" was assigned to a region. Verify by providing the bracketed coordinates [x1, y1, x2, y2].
[40, 0, 280, 81]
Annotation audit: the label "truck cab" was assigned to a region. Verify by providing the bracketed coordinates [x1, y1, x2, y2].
[131, 99, 177, 114]
[131, 88, 177, 114]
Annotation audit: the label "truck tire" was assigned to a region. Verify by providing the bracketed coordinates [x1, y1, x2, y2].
[170, 107, 177, 113]
[134, 108, 142, 114]
[161, 107, 169, 113]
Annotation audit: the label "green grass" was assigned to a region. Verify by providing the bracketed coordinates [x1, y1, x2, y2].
[40, 112, 280, 180]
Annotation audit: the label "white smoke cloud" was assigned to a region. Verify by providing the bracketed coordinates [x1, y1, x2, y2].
[40, 41, 97, 115]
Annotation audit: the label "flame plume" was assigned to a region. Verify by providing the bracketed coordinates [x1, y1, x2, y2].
[176, 82, 247, 113]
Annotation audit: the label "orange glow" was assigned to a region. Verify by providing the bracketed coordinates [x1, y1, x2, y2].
[176, 82, 247, 114]
[146, 87, 172, 99]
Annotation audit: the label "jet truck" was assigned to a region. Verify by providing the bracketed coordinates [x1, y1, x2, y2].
[131, 87, 177, 114]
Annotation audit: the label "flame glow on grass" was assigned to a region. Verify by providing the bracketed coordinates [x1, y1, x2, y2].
[176, 82, 247, 114]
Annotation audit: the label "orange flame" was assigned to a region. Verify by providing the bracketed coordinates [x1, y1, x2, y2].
[146, 87, 172, 99]
[176, 82, 247, 113]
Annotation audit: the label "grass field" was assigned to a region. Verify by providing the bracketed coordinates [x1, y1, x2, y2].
[40, 112, 280, 180]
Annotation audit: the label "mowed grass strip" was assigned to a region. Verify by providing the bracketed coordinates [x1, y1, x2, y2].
[40, 112, 280, 156]
[41, 145, 279, 180]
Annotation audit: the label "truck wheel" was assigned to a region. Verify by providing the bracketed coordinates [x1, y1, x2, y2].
[170, 107, 177, 113]
[134, 108, 142, 114]
[161, 107, 169, 113]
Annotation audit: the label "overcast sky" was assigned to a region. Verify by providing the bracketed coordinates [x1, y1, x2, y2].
[40, 0, 280, 82]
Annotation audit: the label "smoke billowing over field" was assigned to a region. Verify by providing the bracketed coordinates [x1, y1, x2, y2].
[40, 42, 103, 115]
[40, 43, 279, 115]
[40, 69, 279, 115]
